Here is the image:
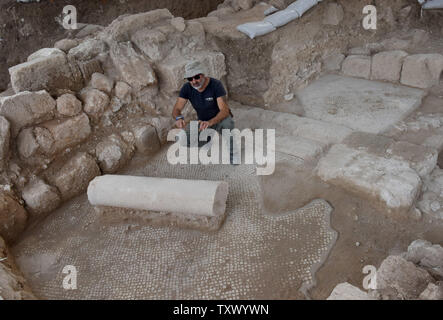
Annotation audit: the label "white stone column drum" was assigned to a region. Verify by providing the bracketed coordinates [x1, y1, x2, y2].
[87, 175, 229, 217]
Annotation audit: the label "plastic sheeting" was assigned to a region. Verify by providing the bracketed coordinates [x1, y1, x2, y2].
[288, 0, 321, 17]
[264, 9, 300, 27]
[422, 0, 443, 9]
[236, 21, 276, 39]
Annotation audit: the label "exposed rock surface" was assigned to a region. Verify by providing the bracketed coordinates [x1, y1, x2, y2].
[0, 116, 10, 169]
[0, 236, 36, 300]
[0, 191, 27, 243]
[417, 168, 443, 220]
[419, 282, 443, 300]
[327, 282, 374, 300]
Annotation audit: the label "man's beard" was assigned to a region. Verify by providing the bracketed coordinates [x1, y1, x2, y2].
[192, 79, 204, 90]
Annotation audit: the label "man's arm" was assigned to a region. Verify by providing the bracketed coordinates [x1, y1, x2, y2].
[199, 96, 230, 130]
[211, 96, 230, 125]
[172, 97, 188, 128]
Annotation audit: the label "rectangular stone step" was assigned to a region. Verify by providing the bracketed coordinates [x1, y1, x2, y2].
[316, 144, 422, 214]
[231, 103, 352, 144]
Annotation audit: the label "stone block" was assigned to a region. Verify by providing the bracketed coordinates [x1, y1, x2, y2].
[0, 90, 56, 137]
[149, 117, 175, 145]
[17, 128, 39, 159]
[79, 88, 110, 121]
[110, 42, 157, 91]
[27, 48, 65, 62]
[22, 179, 61, 217]
[95, 134, 133, 173]
[401, 54, 443, 89]
[8, 54, 83, 95]
[90, 73, 113, 94]
[170, 17, 186, 32]
[322, 53, 345, 72]
[105, 9, 173, 42]
[68, 39, 107, 61]
[114, 81, 132, 102]
[54, 39, 79, 53]
[376, 255, 434, 299]
[371, 50, 408, 82]
[342, 55, 371, 79]
[39, 113, 91, 155]
[56, 93, 82, 117]
[404, 239, 443, 279]
[49, 152, 101, 201]
[133, 125, 161, 155]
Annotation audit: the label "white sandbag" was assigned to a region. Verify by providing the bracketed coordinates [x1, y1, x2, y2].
[264, 5, 279, 16]
[264, 9, 300, 27]
[288, 0, 320, 16]
[423, 0, 443, 9]
[236, 21, 276, 39]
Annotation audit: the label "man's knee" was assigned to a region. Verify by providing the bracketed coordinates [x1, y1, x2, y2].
[216, 116, 235, 131]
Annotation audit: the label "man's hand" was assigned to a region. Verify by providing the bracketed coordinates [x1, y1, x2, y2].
[175, 119, 185, 128]
[199, 120, 212, 131]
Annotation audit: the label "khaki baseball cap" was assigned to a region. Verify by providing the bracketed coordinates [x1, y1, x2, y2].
[184, 60, 205, 79]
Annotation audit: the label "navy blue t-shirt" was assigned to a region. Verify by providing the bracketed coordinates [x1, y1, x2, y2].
[179, 78, 227, 121]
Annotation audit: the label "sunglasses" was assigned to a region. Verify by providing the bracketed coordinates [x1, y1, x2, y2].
[187, 74, 202, 82]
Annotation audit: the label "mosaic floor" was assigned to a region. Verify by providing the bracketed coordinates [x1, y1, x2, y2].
[12, 149, 337, 299]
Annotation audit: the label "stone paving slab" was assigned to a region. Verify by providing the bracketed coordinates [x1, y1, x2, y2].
[297, 75, 425, 134]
